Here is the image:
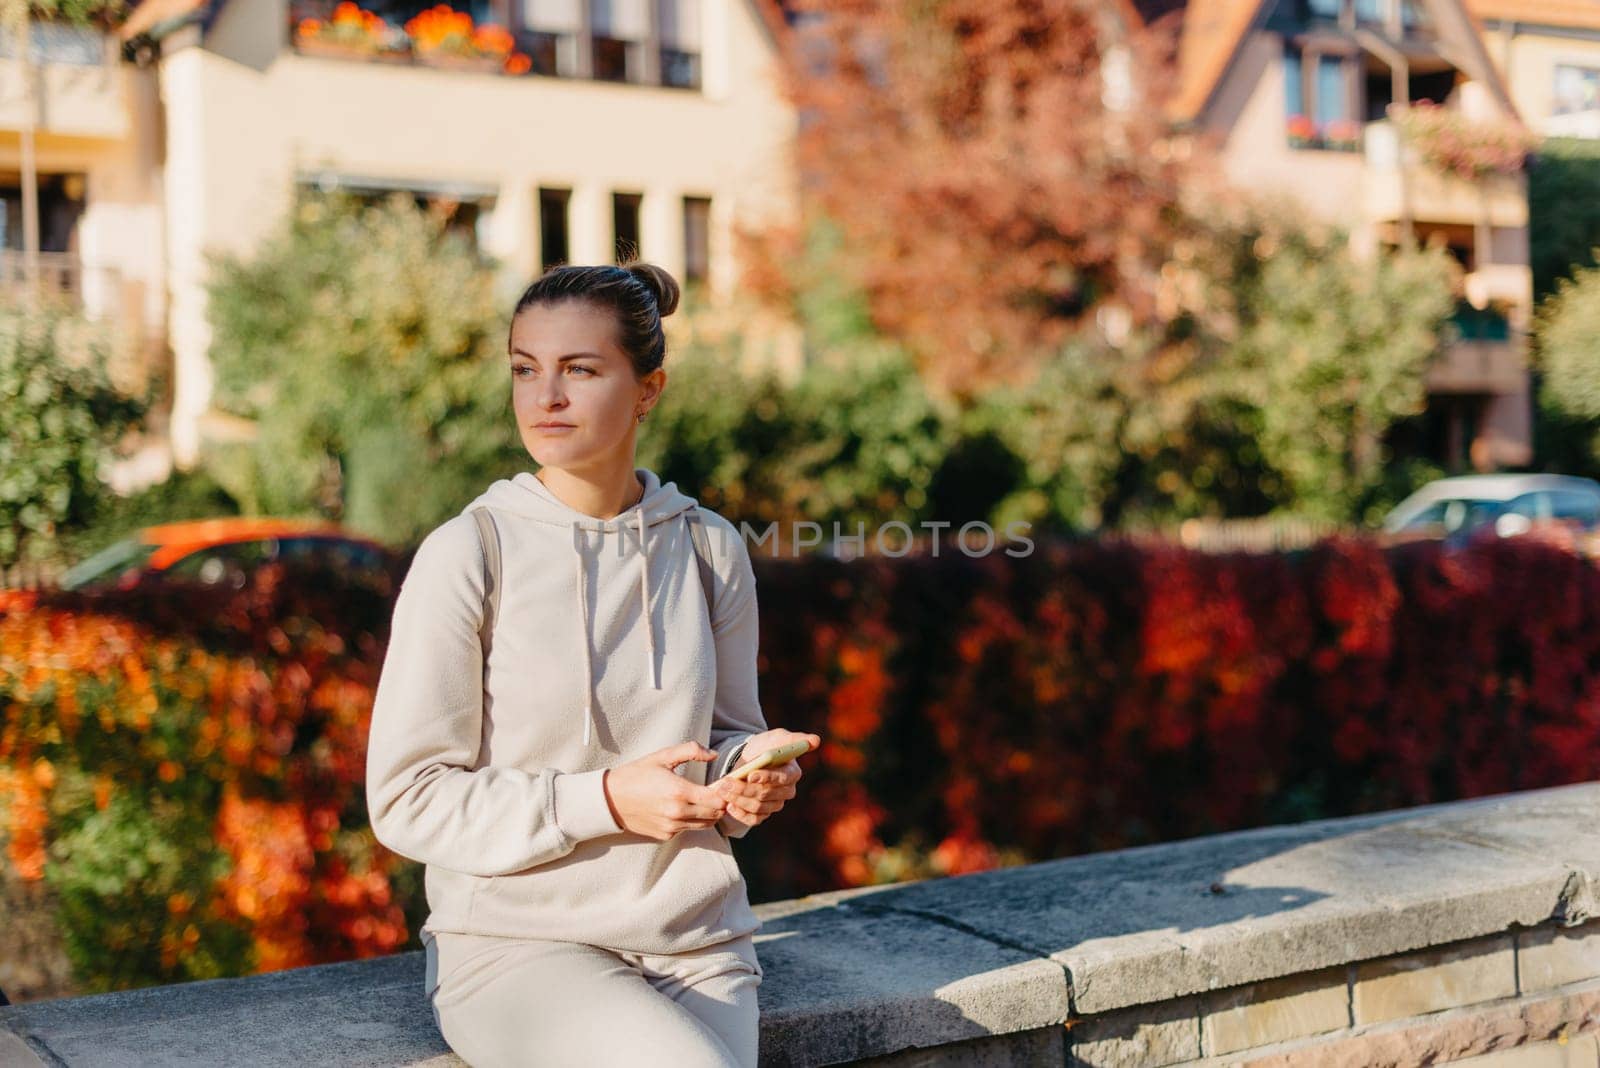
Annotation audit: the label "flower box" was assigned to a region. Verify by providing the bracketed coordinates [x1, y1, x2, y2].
[295, 37, 411, 63]
[413, 50, 503, 74]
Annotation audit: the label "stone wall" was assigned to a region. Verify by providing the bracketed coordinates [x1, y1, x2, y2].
[4, 782, 1599, 1066]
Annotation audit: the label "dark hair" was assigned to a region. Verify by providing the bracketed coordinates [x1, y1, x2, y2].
[511, 262, 681, 377]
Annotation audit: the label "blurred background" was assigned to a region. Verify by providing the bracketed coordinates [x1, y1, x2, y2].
[5, 0, 1600, 1005]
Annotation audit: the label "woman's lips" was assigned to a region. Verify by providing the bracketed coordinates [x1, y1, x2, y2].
[533, 423, 576, 433]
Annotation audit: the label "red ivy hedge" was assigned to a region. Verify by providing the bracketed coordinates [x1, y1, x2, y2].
[4, 537, 1599, 992]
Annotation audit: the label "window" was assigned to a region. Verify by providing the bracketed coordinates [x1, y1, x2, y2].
[0, 172, 87, 253]
[165, 540, 280, 589]
[591, 0, 648, 82]
[279, 537, 392, 585]
[522, 0, 581, 76]
[539, 187, 571, 270]
[658, 0, 701, 89]
[1554, 65, 1600, 117]
[682, 196, 711, 284]
[291, 0, 497, 30]
[612, 192, 642, 262]
[298, 177, 492, 249]
[1550, 491, 1600, 527]
[1284, 46, 1360, 150]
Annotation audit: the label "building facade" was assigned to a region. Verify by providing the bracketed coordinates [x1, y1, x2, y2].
[2, 0, 798, 475]
[1468, 0, 1600, 138]
[1136, 0, 1537, 472]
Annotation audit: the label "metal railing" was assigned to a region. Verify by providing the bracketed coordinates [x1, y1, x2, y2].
[0, 251, 122, 313]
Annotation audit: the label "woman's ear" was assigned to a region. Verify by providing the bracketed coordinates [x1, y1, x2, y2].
[639, 368, 667, 414]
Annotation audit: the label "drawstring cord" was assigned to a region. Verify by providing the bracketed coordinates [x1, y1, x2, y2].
[639, 507, 658, 691]
[573, 524, 597, 747]
[572, 495, 660, 747]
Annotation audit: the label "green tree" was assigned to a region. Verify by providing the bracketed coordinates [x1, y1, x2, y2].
[206, 193, 522, 545]
[957, 214, 1458, 529]
[1536, 261, 1600, 427]
[0, 306, 146, 565]
[1217, 221, 1459, 521]
[1529, 138, 1600, 304]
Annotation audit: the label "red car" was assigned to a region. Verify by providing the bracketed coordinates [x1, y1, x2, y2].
[59, 518, 394, 592]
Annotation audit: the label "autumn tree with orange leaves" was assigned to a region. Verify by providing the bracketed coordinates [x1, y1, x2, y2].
[758, 0, 1196, 398]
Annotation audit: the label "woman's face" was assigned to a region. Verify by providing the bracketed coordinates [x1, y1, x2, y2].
[509, 301, 664, 473]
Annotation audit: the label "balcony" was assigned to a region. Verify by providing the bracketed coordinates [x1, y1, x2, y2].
[0, 22, 128, 141]
[0, 251, 125, 320]
[1362, 119, 1527, 229]
[1424, 304, 1524, 395]
[288, 2, 705, 90]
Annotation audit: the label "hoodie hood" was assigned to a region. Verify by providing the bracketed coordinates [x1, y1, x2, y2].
[464, 467, 698, 532]
[460, 468, 700, 747]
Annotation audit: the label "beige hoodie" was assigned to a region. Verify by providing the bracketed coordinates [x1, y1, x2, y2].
[365, 467, 766, 954]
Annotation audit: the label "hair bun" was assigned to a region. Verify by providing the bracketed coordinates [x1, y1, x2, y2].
[623, 262, 681, 318]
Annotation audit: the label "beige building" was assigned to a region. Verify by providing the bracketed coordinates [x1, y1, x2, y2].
[0, 21, 167, 392]
[1468, 0, 1600, 137]
[2, 0, 797, 475]
[1134, 0, 1537, 471]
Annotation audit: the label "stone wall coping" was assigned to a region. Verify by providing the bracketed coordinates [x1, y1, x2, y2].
[4, 781, 1597, 1066]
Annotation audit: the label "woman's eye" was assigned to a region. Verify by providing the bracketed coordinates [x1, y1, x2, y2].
[512, 366, 533, 377]
[568, 365, 595, 376]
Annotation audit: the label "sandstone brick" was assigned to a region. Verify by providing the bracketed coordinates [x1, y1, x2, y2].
[1521, 923, 1600, 996]
[1199, 965, 1349, 1056]
[1446, 1031, 1600, 1068]
[1353, 934, 1517, 1026]
[1069, 997, 1200, 1068]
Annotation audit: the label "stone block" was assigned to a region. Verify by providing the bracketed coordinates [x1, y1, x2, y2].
[1521, 922, 1600, 995]
[0, 1030, 44, 1068]
[1068, 997, 1200, 1068]
[1447, 1031, 1600, 1067]
[1199, 965, 1349, 1056]
[1353, 934, 1517, 1026]
[852, 1026, 1065, 1066]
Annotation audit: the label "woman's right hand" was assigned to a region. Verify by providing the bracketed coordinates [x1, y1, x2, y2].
[601, 742, 728, 841]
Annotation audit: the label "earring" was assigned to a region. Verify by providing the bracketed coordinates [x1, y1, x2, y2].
[636, 411, 646, 423]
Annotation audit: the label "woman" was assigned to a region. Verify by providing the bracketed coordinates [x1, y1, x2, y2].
[365, 262, 819, 1067]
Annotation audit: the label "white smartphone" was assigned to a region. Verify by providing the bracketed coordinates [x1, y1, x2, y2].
[720, 739, 813, 782]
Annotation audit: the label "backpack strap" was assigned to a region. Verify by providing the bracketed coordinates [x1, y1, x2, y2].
[470, 507, 502, 653]
[684, 507, 717, 624]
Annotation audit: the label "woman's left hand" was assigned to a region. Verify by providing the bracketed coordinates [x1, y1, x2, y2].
[711, 729, 820, 830]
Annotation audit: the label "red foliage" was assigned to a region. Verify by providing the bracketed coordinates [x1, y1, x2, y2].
[8, 537, 1600, 983]
[756, 0, 1203, 396]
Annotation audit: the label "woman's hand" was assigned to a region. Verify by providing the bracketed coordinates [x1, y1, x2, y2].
[602, 742, 728, 841]
[711, 730, 821, 831]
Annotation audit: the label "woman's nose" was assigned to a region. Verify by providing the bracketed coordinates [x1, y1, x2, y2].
[537, 378, 567, 408]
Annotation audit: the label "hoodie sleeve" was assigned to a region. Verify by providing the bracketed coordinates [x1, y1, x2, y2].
[365, 515, 620, 876]
[701, 516, 769, 840]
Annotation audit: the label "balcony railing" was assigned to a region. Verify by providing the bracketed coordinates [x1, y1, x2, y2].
[1425, 305, 1524, 395]
[0, 251, 123, 318]
[1362, 120, 1528, 228]
[287, 3, 703, 89]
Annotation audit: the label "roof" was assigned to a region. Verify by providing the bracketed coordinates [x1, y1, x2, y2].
[1129, 0, 1521, 125]
[1464, 0, 1600, 31]
[1131, 0, 1263, 124]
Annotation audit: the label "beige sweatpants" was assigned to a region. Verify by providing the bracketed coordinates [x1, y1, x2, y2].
[422, 928, 763, 1068]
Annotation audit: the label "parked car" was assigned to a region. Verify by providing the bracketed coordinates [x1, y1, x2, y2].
[58, 518, 395, 593]
[1381, 474, 1600, 551]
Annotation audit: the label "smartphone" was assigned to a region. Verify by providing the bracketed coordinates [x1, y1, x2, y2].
[721, 739, 813, 782]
